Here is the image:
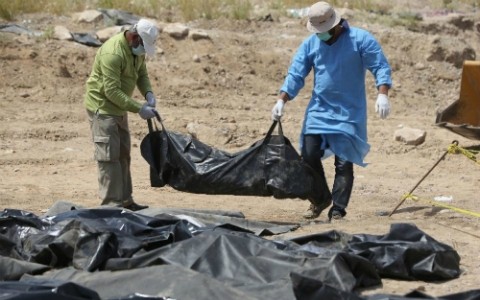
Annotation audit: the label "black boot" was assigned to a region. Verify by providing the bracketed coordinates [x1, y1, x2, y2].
[124, 202, 149, 211]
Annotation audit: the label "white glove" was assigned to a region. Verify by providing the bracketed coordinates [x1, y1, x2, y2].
[139, 103, 156, 119]
[375, 94, 390, 119]
[271, 99, 285, 121]
[145, 92, 156, 107]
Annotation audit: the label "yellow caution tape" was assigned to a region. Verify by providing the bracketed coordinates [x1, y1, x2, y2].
[403, 193, 480, 218]
[447, 143, 480, 166]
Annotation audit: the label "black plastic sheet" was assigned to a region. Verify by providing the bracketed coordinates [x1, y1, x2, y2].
[140, 118, 324, 200]
[71, 33, 103, 47]
[288, 223, 461, 281]
[0, 208, 474, 300]
[98, 9, 140, 26]
[366, 290, 480, 300]
[0, 279, 171, 300]
[346, 223, 461, 281]
[41, 200, 300, 236]
[0, 24, 43, 37]
[141, 207, 300, 236]
[0, 280, 100, 300]
[21, 266, 252, 300]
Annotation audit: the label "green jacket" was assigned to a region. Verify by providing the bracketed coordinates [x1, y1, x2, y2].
[84, 31, 152, 116]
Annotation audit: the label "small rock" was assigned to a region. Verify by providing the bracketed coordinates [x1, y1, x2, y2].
[186, 122, 199, 139]
[163, 23, 189, 39]
[96, 26, 124, 42]
[394, 127, 427, 146]
[189, 29, 210, 41]
[72, 10, 103, 23]
[414, 62, 426, 70]
[53, 25, 72, 40]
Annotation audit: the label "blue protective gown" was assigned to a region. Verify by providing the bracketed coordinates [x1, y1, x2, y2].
[280, 23, 392, 167]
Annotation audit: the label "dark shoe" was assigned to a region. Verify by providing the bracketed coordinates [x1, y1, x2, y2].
[124, 202, 149, 211]
[328, 207, 346, 221]
[303, 198, 332, 219]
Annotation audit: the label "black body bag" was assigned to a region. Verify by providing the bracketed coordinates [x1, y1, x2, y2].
[140, 114, 323, 200]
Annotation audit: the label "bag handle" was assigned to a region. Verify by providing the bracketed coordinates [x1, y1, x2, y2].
[265, 120, 284, 137]
[277, 120, 283, 136]
[262, 120, 285, 146]
[147, 111, 166, 133]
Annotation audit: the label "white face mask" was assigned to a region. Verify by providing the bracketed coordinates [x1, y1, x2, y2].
[132, 44, 146, 56]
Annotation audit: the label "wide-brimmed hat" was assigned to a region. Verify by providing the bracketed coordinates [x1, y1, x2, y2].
[306, 2, 341, 33]
[135, 19, 158, 56]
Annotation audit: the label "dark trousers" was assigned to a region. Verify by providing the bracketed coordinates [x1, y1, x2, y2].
[301, 134, 354, 212]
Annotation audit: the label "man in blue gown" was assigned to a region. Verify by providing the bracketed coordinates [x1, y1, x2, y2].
[271, 1, 392, 220]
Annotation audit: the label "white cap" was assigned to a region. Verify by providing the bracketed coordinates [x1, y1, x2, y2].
[135, 19, 158, 56]
[306, 2, 341, 33]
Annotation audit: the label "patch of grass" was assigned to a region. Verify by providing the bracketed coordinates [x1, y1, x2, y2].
[34, 25, 54, 43]
[176, 0, 252, 21]
[227, 0, 252, 20]
[96, 0, 174, 18]
[0, 2, 14, 21]
[394, 12, 423, 28]
[177, 0, 222, 21]
[282, 0, 319, 7]
[268, 0, 285, 10]
[427, 0, 480, 10]
[0, 0, 85, 19]
[42, 26, 55, 40]
[1, 0, 478, 22]
[45, 0, 85, 15]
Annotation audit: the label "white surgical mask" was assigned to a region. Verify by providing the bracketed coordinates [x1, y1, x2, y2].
[132, 44, 146, 56]
[316, 32, 332, 41]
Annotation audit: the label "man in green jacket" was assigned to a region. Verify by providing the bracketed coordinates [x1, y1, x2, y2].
[84, 19, 158, 211]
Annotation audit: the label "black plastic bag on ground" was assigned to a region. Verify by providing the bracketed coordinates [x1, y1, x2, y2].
[140, 116, 323, 200]
[0, 279, 101, 300]
[0, 205, 469, 300]
[346, 223, 461, 281]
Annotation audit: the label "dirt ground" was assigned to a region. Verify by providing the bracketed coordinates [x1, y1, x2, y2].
[1, 2, 479, 298]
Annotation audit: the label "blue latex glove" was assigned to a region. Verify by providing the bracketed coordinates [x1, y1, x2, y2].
[145, 91, 156, 107]
[139, 103, 156, 119]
